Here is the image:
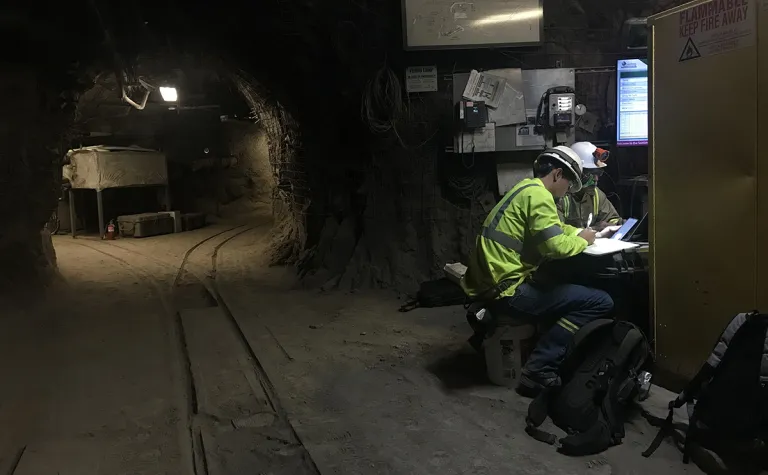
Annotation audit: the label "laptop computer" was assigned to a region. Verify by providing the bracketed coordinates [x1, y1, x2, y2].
[624, 213, 648, 242]
[611, 218, 638, 241]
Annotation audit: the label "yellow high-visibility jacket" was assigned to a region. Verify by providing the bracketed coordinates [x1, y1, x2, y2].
[558, 187, 623, 228]
[462, 178, 588, 299]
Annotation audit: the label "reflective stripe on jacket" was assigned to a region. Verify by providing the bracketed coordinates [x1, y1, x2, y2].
[558, 187, 622, 228]
[462, 178, 588, 300]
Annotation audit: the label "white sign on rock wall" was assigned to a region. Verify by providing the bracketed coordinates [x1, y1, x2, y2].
[677, 0, 755, 62]
[405, 66, 438, 93]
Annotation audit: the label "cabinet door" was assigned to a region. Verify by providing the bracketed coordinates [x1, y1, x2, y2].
[650, 3, 758, 381]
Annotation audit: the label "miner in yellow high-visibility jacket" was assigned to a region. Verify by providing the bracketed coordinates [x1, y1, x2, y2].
[462, 146, 614, 396]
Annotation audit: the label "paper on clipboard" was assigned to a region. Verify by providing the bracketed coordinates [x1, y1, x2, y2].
[583, 238, 639, 256]
[462, 70, 506, 109]
[456, 123, 496, 153]
[516, 109, 546, 147]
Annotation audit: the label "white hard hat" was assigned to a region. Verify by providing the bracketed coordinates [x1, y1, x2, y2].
[571, 141, 609, 170]
[536, 145, 584, 192]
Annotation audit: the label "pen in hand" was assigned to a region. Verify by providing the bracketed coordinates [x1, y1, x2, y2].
[586, 213, 593, 229]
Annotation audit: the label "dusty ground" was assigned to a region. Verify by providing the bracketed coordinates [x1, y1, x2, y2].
[0, 221, 702, 474]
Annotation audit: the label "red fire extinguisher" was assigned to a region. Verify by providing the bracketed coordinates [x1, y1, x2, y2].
[104, 220, 116, 240]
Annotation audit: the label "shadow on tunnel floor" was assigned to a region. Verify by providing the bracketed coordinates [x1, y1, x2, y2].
[425, 345, 494, 390]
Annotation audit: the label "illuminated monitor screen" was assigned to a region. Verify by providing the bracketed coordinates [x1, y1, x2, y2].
[616, 59, 648, 147]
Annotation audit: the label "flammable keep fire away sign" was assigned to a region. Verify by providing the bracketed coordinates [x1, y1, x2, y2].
[677, 0, 755, 62]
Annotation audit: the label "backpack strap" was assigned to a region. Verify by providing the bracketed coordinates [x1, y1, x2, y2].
[641, 399, 684, 457]
[707, 312, 749, 369]
[525, 425, 560, 447]
[599, 328, 645, 450]
[525, 386, 560, 446]
[641, 362, 716, 458]
[611, 325, 644, 370]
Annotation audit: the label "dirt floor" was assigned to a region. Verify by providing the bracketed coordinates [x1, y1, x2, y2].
[0, 220, 704, 474]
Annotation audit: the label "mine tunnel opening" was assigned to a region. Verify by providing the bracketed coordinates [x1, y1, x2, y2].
[1, 0, 465, 300]
[61, 61, 299, 246]
[1, 55, 308, 299]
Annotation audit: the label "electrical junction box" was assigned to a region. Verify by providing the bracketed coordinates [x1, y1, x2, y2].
[459, 100, 488, 129]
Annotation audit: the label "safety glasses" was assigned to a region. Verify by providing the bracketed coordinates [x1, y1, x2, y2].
[567, 175, 578, 191]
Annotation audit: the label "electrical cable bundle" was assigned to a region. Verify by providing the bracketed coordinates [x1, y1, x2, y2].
[361, 63, 440, 150]
[361, 64, 404, 135]
[447, 168, 486, 202]
[448, 176, 484, 201]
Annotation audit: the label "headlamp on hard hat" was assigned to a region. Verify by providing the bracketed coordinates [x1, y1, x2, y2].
[593, 147, 610, 168]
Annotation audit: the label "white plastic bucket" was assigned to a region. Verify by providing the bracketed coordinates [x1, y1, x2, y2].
[484, 324, 536, 387]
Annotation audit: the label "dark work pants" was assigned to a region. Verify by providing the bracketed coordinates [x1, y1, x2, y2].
[492, 282, 614, 385]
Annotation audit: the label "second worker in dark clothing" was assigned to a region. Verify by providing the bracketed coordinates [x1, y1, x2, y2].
[557, 142, 623, 230]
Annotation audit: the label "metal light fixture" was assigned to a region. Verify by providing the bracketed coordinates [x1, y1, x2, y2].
[123, 79, 178, 110]
[159, 87, 178, 102]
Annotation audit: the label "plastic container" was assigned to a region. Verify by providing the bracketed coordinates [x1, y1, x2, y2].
[182, 212, 206, 231]
[159, 211, 182, 233]
[117, 213, 175, 238]
[485, 323, 537, 387]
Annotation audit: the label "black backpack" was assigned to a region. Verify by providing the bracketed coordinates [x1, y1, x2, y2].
[398, 278, 466, 312]
[526, 319, 651, 456]
[642, 311, 768, 470]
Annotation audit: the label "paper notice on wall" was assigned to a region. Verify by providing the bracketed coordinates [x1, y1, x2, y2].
[456, 123, 496, 153]
[405, 66, 438, 93]
[677, 0, 755, 62]
[516, 109, 546, 147]
[462, 70, 506, 109]
[485, 68, 526, 126]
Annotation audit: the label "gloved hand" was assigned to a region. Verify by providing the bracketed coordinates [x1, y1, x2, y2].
[596, 225, 621, 239]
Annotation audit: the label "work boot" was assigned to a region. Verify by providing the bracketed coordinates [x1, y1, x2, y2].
[517, 372, 560, 399]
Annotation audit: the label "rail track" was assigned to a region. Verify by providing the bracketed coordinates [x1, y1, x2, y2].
[61, 223, 319, 475]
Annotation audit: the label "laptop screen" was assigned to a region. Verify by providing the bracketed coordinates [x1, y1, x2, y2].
[611, 218, 638, 241]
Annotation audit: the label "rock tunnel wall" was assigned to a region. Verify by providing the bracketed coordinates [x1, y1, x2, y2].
[219, 120, 274, 218]
[230, 72, 306, 265]
[0, 68, 73, 297]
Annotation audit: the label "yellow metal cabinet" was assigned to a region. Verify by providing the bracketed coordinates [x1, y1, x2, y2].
[649, 0, 761, 381]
